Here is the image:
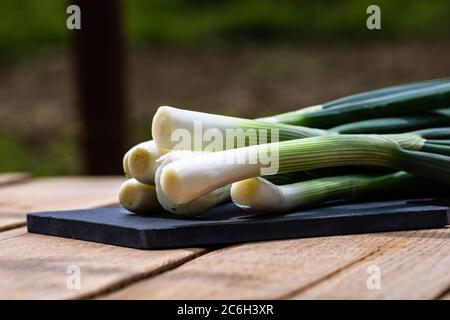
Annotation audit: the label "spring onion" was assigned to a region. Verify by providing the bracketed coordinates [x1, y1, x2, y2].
[121, 80, 450, 217]
[155, 151, 230, 215]
[231, 171, 433, 212]
[160, 135, 450, 204]
[118, 179, 163, 214]
[152, 106, 328, 150]
[127, 140, 168, 185]
[259, 79, 450, 120]
[421, 143, 450, 156]
[320, 78, 450, 110]
[413, 127, 450, 139]
[123, 141, 153, 177]
[258, 81, 450, 128]
[263, 79, 449, 118]
[329, 108, 450, 134]
[152, 106, 434, 153]
[123, 149, 131, 178]
[427, 139, 450, 146]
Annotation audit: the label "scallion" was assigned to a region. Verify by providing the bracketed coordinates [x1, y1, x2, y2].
[329, 108, 450, 134]
[155, 153, 230, 216]
[259, 81, 450, 128]
[413, 127, 450, 139]
[126, 140, 168, 185]
[118, 179, 163, 214]
[160, 135, 450, 204]
[322, 78, 450, 110]
[152, 106, 431, 153]
[231, 171, 440, 212]
[152, 106, 328, 150]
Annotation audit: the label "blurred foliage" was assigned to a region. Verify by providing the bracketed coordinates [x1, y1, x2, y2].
[1, 0, 450, 60]
[126, 0, 450, 44]
[0, 1, 67, 60]
[0, 131, 80, 175]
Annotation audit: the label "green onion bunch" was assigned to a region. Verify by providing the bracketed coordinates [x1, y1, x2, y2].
[119, 78, 450, 216]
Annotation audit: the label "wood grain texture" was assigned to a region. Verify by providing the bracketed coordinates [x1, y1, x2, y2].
[0, 176, 124, 231]
[0, 227, 26, 241]
[293, 228, 450, 300]
[0, 173, 30, 186]
[102, 233, 399, 299]
[1, 176, 448, 299]
[0, 231, 204, 299]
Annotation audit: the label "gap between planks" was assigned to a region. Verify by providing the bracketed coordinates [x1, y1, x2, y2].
[101, 227, 450, 300]
[274, 238, 392, 299]
[0, 173, 32, 232]
[1, 175, 448, 299]
[0, 230, 211, 299]
[438, 289, 450, 300]
[0, 173, 30, 187]
[76, 247, 210, 300]
[0, 175, 385, 300]
[0, 176, 217, 299]
[101, 233, 399, 299]
[290, 227, 450, 300]
[0, 227, 27, 242]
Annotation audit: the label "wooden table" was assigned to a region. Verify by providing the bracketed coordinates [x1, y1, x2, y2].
[0, 173, 449, 300]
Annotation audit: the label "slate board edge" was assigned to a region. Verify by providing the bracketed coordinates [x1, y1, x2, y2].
[27, 215, 148, 249]
[27, 207, 450, 250]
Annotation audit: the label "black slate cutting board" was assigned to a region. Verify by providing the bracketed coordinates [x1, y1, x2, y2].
[27, 198, 450, 249]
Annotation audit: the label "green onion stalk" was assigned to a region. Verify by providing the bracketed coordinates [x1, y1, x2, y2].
[427, 140, 450, 146]
[329, 108, 450, 134]
[152, 106, 328, 151]
[267, 78, 449, 116]
[258, 81, 450, 128]
[421, 143, 450, 156]
[159, 135, 450, 205]
[153, 106, 450, 159]
[154, 151, 230, 216]
[121, 154, 231, 216]
[123, 140, 168, 186]
[118, 179, 164, 214]
[231, 171, 443, 213]
[123, 149, 131, 178]
[303, 78, 450, 112]
[131, 148, 357, 215]
[413, 127, 450, 139]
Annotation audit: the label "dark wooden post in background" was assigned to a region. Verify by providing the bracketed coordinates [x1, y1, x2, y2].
[72, 0, 126, 174]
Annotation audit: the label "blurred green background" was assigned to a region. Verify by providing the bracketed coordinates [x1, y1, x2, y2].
[1, 0, 450, 175]
[2, 0, 450, 58]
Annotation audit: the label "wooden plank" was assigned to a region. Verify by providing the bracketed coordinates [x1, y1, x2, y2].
[0, 227, 26, 242]
[293, 227, 450, 300]
[0, 231, 204, 299]
[0, 173, 30, 186]
[0, 176, 208, 299]
[0, 216, 25, 233]
[0, 176, 124, 231]
[102, 233, 399, 299]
